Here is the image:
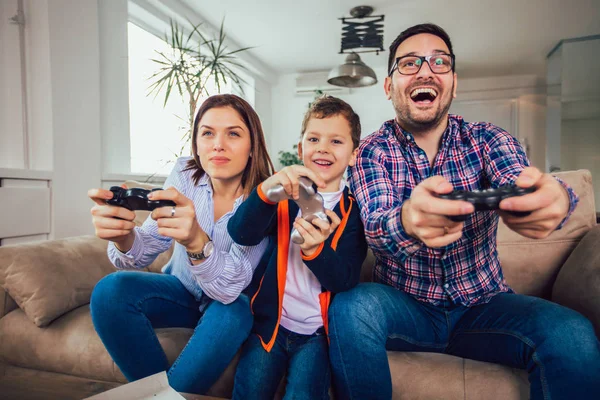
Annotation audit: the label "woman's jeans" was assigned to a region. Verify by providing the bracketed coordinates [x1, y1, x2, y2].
[233, 326, 331, 400]
[90, 271, 252, 394]
[328, 283, 600, 400]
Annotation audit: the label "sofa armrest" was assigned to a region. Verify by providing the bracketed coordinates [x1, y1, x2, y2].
[552, 224, 600, 337]
[0, 285, 17, 319]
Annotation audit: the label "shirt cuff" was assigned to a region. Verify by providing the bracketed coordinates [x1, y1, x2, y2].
[554, 176, 580, 230]
[187, 249, 224, 282]
[387, 205, 423, 256]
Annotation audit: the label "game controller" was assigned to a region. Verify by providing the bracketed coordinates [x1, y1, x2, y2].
[436, 185, 535, 222]
[107, 187, 176, 211]
[265, 177, 329, 244]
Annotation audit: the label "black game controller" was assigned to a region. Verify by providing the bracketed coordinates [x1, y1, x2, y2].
[265, 177, 329, 245]
[436, 185, 535, 222]
[106, 187, 176, 211]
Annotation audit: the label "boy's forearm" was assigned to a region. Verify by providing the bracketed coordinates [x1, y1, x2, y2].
[228, 187, 277, 245]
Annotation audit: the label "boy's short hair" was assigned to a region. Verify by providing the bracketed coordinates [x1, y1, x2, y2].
[301, 95, 361, 150]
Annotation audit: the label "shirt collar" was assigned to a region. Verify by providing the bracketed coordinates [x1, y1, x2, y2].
[385, 116, 459, 148]
[199, 173, 244, 207]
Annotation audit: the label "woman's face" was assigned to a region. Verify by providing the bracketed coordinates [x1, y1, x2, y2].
[195, 106, 252, 184]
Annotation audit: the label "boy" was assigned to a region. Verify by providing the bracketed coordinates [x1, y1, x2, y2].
[227, 96, 368, 400]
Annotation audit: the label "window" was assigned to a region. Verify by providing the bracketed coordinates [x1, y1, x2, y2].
[127, 22, 232, 175]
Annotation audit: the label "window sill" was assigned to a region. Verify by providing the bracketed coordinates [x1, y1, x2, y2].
[102, 172, 168, 184]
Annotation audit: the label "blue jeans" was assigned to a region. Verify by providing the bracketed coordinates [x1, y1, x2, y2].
[233, 326, 331, 400]
[328, 283, 600, 400]
[90, 271, 253, 394]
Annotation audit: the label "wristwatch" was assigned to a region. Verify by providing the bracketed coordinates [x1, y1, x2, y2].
[186, 236, 214, 261]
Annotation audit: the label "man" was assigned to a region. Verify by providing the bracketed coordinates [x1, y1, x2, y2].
[328, 23, 600, 400]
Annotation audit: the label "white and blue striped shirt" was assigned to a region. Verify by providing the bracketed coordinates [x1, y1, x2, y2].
[107, 157, 268, 305]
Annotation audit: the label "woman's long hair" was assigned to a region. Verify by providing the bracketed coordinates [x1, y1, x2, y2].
[185, 94, 275, 197]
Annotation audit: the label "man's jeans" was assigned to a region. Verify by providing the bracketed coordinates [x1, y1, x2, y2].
[328, 283, 600, 400]
[90, 271, 253, 394]
[233, 326, 331, 400]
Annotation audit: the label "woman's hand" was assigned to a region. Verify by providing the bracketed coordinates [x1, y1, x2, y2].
[294, 209, 341, 256]
[148, 187, 209, 253]
[88, 186, 136, 251]
[261, 165, 326, 200]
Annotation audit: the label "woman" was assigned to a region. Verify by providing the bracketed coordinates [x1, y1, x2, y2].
[88, 94, 275, 394]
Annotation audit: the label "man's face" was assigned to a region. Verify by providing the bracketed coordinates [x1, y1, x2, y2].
[384, 33, 457, 132]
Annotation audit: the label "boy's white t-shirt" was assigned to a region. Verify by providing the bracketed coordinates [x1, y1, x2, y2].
[280, 180, 345, 335]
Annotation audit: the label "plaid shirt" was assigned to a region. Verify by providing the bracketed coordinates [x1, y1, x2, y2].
[349, 116, 579, 307]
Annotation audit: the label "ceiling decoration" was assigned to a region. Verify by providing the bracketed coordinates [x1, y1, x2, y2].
[327, 5, 383, 88]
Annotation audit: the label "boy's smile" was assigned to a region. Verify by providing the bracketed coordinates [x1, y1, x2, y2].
[298, 115, 358, 193]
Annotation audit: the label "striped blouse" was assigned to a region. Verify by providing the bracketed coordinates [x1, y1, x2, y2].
[108, 157, 269, 306]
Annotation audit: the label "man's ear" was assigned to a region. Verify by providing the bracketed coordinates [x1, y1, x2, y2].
[384, 76, 392, 100]
[453, 72, 458, 98]
[297, 141, 303, 159]
[348, 148, 359, 167]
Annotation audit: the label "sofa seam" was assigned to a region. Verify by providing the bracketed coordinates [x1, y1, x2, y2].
[497, 238, 580, 246]
[1, 362, 122, 385]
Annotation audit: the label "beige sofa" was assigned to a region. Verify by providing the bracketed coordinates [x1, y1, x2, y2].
[0, 170, 599, 400]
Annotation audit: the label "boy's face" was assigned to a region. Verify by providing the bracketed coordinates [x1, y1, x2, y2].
[298, 115, 358, 192]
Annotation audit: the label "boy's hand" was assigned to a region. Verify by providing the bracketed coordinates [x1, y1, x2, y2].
[295, 209, 341, 256]
[149, 187, 209, 253]
[498, 167, 571, 239]
[402, 176, 474, 248]
[261, 165, 326, 200]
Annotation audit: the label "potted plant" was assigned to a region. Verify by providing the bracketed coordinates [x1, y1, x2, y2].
[147, 18, 251, 157]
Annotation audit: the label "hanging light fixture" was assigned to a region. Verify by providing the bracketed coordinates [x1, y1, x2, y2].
[327, 6, 384, 88]
[327, 52, 377, 88]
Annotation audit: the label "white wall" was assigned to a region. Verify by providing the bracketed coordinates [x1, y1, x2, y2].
[562, 118, 600, 208]
[48, 0, 103, 239]
[269, 71, 547, 169]
[270, 66, 393, 168]
[0, 0, 275, 243]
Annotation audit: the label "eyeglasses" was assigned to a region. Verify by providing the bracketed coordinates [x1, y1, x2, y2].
[388, 53, 455, 76]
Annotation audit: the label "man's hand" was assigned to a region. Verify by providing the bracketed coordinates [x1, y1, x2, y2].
[499, 167, 570, 239]
[401, 176, 474, 248]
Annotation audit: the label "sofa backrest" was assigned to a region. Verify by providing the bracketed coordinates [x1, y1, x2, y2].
[498, 170, 596, 298]
[359, 170, 596, 299]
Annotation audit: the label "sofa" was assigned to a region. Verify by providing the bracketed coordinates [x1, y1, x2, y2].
[0, 170, 599, 400]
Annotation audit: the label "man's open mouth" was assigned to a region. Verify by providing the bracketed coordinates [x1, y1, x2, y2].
[410, 88, 438, 103]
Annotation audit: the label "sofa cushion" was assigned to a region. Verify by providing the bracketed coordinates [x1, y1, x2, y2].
[388, 352, 527, 399]
[0, 285, 18, 318]
[0, 305, 192, 383]
[1, 305, 528, 400]
[497, 170, 596, 298]
[0, 236, 116, 327]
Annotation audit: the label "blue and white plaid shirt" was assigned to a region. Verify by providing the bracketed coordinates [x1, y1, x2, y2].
[349, 116, 578, 307]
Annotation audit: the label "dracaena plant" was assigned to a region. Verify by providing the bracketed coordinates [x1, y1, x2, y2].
[147, 18, 251, 157]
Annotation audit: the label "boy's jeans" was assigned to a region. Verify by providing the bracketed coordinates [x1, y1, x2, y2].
[233, 325, 330, 400]
[90, 271, 252, 394]
[328, 283, 600, 400]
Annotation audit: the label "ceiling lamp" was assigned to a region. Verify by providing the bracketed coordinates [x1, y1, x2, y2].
[327, 5, 384, 88]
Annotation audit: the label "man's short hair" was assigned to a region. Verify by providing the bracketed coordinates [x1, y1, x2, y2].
[387, 23, 455, 75]
[301, 95, 361, 150]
